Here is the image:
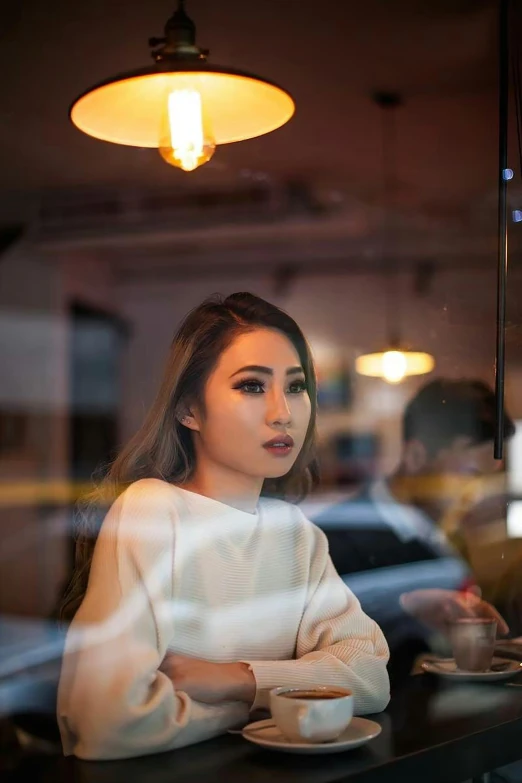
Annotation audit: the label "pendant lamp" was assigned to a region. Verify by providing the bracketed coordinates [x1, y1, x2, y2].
[69, 1, 295, 172]
[355, 92, 435, 384]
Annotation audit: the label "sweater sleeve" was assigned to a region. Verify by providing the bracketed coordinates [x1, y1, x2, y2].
[57, 481, 249, 760]
[243, 520, 390, 714]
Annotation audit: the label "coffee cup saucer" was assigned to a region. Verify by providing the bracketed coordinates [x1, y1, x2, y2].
[240, 717, 382, 754]
[421, 656, 522, 682]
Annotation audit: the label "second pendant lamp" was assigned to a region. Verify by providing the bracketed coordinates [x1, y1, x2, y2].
[355, 92, 435, 384]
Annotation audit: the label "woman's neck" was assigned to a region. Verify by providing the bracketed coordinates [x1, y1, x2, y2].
[183, 460, 263, 514]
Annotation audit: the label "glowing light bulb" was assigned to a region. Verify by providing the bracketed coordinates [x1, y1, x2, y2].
[158, 88, 215, 171]
[381, 350, 407, 384]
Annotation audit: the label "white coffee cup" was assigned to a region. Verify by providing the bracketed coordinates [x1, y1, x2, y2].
[270, 686, 354, 744]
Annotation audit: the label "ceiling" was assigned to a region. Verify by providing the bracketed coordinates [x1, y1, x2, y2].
[0, 0, 509, 232]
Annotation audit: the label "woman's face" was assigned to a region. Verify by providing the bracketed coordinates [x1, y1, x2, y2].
[184, 328, 312, 484]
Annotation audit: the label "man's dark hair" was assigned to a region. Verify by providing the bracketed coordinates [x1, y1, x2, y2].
[403, 378, 515, 455]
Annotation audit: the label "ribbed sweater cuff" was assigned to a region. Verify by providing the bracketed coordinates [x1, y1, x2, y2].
[241, 659, 320, 711]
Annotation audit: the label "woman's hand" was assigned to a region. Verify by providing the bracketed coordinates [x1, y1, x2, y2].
[159, 653, 256, 705]
[400, 588, 509, 636]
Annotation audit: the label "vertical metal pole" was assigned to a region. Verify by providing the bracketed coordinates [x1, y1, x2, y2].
[495, 0, 509, 459]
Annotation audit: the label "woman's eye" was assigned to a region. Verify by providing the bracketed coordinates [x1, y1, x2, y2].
[234, 378, 307, 394]
[288, 380, 307, 394]
[235, 380, 265, 394]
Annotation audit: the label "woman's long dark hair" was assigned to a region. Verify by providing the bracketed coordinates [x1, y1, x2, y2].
[60, 292, 318, 623]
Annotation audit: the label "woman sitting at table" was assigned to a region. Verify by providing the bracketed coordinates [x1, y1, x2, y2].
[57, 292, 390, 761]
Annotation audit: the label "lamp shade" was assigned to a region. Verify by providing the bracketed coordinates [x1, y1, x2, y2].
[356, 348, 435, 384]
[70, 64, 295, 148]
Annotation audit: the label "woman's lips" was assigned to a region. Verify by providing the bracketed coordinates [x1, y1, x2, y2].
[262, 435, 294, 457]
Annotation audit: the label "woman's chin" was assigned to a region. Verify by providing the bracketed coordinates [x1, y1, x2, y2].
[263, 462, 296, 479]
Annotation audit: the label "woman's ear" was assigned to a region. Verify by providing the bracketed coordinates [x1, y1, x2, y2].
[177, 409, 200, 432]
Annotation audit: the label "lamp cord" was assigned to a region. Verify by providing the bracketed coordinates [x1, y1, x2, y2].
[376, 93, 401, 346]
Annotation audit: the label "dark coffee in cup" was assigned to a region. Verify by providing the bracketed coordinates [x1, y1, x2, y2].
[281, 689, 347, 700]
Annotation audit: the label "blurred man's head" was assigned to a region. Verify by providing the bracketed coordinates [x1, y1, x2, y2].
[399, 379, 515, 478]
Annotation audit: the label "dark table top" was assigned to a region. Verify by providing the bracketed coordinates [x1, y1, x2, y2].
[6, 673, 522, 783]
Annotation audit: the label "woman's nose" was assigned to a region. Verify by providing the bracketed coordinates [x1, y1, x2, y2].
[266, 391, 292, 427]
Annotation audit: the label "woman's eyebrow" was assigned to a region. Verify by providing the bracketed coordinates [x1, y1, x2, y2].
[229, 365, 303, 378]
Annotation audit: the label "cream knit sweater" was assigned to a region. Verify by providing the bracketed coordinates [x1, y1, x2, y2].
[58, 479, 390, 760]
